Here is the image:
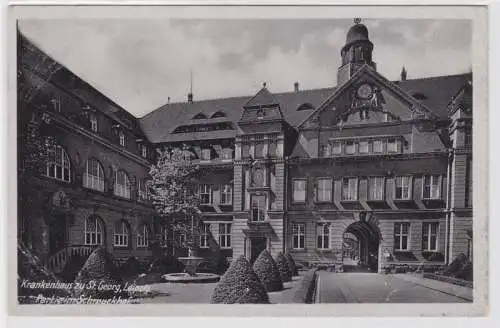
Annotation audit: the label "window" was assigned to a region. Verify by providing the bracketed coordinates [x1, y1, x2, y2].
[201, 148, 211, 160]
[137, 224, 149, 247]
[138, 179, 148, 201]
[387, 138, 398, 153]
[200, 223, 210, 248]
[220, 184, 232, 205]
[219, 223, 231, 249]
[119, 131, 125, 147]
[141, 145, 147, 158]
[251, 195, 266, 221]
[160, 226, 168, 248]
[394, 222, 410, 251]
[359, 141, 369, 154]
[384, 113, 393, 122]
[345, 141, 356, 155]
[242, 144, 251, 159]
[177, 231, 186, 247]
[316, 223, 330, 249]
[199, 184, 212, 204]
[395, 176, 412, 200]
[422, 222, 438, 251]
[292, 223, 305, 250]
[316, 178, 332, 202]
[293, 179, 306, 203]
[114, 170, 131, 199]
[113, 220, 129, 247]
[83, 159, 105, 192]
[84, 216, 103, 245]
[51, 97, 61, 112]
[342, 177, 358, 201]
[465, 129, 472, 147]
[368, 177, 385, 201]
[332, 142, 342, 155]
[46, 145, 71, 182]
[373, 140, 383, 153]
[423, 175, 441, 199]
[222, 148, 233, 160]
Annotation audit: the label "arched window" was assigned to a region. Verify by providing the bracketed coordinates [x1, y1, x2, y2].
[137, 178, 149, 201]
[137, 224, 150, 248]
[85, 216, 104, 245]
[192, 113, 207, 119]
[83, 159, 105, 192]
[113, 220, 129, 247]
[210, 111, 226, 118]
[114, 170, 131, 199]
[46, 144, 71, 182]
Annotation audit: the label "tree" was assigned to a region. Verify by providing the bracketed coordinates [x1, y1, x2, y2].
[148, 147, 204, 255]
[252, 250, 283, 292]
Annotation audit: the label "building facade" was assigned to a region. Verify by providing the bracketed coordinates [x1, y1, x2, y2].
[18, 20, 473, 274]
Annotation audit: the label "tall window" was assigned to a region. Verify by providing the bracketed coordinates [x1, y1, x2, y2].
[373, 140, 383, 153]
[368, 177, 385, 200]
[359, 141, 369, 154]
[394, 222, 410, 251]
[113, 220, 129, 247]
[118, 130, 125, 147]
[332, 142, 342, 155]
[90, 113, 98, 132]
[395, 176, 411, 200]
[316, 178, 332, 202]
[160, 226, 168, 248]
[199, 184, 212, 204]
[222, 148, 233, 160]
[387, 138, 398, 153]
[293, 179, 306, 203]
[51, 97, 61, 112]
[422, 222, 438, 251]
[219, 223, 231, 249]
[200, 223, 210, 248]
[141, 145, 147, 158]
[220, 184, 232, 205]
[317, 223, 330, 249]
[251, 195, 266, 221]
[423, 175, 441, 199]
[137, 179, 148, 201]
[342, 177, 358, 201]
[201, 148, 211, 160]
[46, 145, 71, 182]
[83, 159, 104, 192]
[292, 223, 305, 250]
[137, 224, 149, 247]
[345, 141, 356, 155]
[84, 216, 103, 245]
[114, 170, 131, 199]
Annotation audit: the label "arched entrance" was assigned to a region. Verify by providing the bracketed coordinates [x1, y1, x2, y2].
[342, 220, 381, 272]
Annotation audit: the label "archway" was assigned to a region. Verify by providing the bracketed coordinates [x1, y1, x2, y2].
[342, 220, 381, 272]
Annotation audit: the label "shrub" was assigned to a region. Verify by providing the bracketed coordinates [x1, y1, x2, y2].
[148, 256, 185, 274]
[454, 262, 473, 281]
[284, 252, 299, 276]
[211, 255, 269, 304]
[73, 247, 128, 299]
[444, 253, 467, 276]
[275, 252, 292, 282]
[252, 250, 283, 292]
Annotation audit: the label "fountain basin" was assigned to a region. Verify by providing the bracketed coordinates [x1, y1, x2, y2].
[162, 272, 220, 283]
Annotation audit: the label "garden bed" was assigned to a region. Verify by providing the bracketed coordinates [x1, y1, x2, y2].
[423, 273, 473, 288]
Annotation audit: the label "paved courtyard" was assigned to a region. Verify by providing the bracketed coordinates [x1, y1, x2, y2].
[316, 272, 471, 303]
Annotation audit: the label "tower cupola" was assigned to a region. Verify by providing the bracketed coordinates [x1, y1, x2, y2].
[337, 18, 376, 85]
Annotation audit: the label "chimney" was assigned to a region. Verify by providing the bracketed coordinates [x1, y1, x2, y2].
[187, 92, 193, 103]
[400, 66, 407, 81]
[294, 81, 299, 92]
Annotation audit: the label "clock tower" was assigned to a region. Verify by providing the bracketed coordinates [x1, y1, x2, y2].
[337, 18, 377, 85]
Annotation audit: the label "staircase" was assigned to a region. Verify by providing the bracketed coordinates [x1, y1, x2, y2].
[46, 245, 95, 274]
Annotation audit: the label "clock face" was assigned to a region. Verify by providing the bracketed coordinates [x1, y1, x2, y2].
[357, 84, 373, 100]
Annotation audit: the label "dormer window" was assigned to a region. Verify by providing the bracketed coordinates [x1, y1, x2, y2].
[141, 145, 147, 158]
[257, 108, 265, 119]
[51, 97, 61, 112]
[89, 113, 98, 133]
[119, 131, 125, 147]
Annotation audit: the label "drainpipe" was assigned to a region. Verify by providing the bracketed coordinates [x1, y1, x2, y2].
[445, 147, 454, 264]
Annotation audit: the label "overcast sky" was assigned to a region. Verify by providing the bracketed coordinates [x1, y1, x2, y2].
[18, 19, 471, 117]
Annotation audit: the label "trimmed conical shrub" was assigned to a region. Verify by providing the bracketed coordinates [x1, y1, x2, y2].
[285, 252, 299, 276]
[275, 252, 292, 282]
[211, 255, 269, 304]
[252, 250, 283, 292]
[73, 247, 127, 299]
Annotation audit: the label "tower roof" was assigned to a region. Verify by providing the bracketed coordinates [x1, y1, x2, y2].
[346, 22, 370, 45]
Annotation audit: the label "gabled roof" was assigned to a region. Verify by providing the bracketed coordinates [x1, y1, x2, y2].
[243, 86, 279, 108]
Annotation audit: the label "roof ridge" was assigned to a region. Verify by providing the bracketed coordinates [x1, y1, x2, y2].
[394, 72, 471, 83]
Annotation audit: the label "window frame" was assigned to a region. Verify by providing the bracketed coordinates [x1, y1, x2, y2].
[220, 184, 233, 205]
[251, 194, 267, 222]
[46, 144, 71, 183]
[114, 170, 131, 199]
[332, 141, 342, 155]
[315, 177, 333, 203]
[394, 222, 410, 251]
[316, 223, 330, 250]
[141, 145, 147, 158]
[422, 222, 439, 252]
[137, 224, 150, 248]
[83, 159, 105, 192]
[84, 216, 104, 246]
[422, 175, 442, 200]
[387, 138, 398, 153]
[199, 184, 212, 205]
[359, 140, 370, 154]
[89, 113, 98, 133]
[219, 223, 232, 249]
[118, 130, 126, 147]
[372, 139, 384, 153]
[113, 220, 129, 247]
[344, 140, 356, 155]
[292, 178, 307, 203]
[368, 176, 385, 201]
[292, 223, 305, 250]
[341, 177, 358, 201]
[199, 223, 211, 248]
[394, 176, 412, 200]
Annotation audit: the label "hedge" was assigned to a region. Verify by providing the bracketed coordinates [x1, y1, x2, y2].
[284, 252, 299, 276]
[275, 252, 292, 282]
[211, 255, 269, 304]
[252, 250, 283, 292]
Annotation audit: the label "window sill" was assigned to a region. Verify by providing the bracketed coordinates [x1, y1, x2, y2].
[220, 247, 232, 250]
[136, 246, 149, 249]
[290, 248, 307, 253]
[314, 200, 332, 204]
[316, 249, 333, 252]
[291, 201, 306, 205]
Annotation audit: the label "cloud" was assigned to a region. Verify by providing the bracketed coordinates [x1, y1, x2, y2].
[18, 18, 471, 117]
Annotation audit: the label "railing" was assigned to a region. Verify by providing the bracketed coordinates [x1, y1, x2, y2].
[46, 245, 96, 274]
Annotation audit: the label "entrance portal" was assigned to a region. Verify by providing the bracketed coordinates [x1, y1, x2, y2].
[342, 220, 380, 272]
[250, 237, 267, 264]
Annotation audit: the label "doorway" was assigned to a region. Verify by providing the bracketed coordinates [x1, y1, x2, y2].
[250, 237, 267, 264]
[342, 221, 380, 272]
[49, 214, 67, 255]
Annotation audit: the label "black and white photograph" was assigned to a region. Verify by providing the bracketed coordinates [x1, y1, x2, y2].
[5, 3, 489, 317]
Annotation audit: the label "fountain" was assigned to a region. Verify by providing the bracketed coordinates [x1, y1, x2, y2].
[162, 248, 220, 283]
